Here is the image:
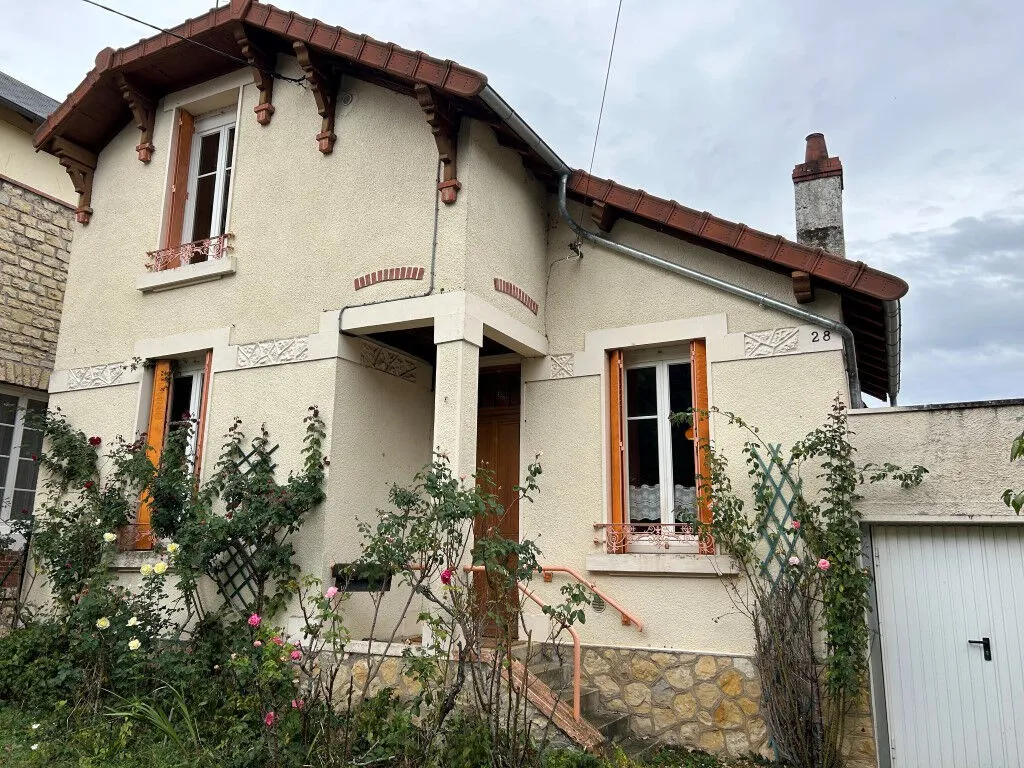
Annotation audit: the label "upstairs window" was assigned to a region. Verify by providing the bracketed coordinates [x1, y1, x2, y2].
[182, 112, 235, 248]
[154, 107, 237, 272]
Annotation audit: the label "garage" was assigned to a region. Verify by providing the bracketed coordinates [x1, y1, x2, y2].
[871, 525, 1024, 768]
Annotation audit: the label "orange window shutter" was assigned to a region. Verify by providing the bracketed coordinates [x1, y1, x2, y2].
[192, 351, 213, 478]
[691, 340, 714, 554]
[136, 360, 172, 549]
[608, 349, 627, 553]
[164, 110, 195, 256]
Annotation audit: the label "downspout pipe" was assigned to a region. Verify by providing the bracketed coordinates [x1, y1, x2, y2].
[556, 174, 866, 409]
[883, 300, 901, 406]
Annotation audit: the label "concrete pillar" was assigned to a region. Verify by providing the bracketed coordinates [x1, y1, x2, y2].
[792, 132, 846, 258]
[431, 339, 480, 480]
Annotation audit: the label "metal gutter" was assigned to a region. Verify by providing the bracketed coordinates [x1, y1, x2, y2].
[883, 300, 902, 406]
[478, 86, 571, 176]
[556, 174, 866, 409]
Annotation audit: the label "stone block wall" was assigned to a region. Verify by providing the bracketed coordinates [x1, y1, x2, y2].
[0, 177, 74, 392]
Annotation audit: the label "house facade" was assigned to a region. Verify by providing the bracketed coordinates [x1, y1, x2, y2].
[29, 2, 1023, 766]
[0, 71, 75, 588]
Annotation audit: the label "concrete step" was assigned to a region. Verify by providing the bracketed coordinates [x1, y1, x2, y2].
[549, 684, 600, 716]
[614, 734, 658, 759]
[530, 661, 568, 690]
[585, 710, 630, 742]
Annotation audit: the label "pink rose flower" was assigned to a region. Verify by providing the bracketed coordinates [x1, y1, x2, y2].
[253, 640, 263, 648]
[818, 558, 831, 571]
[788, 556, 800, 566]
[248, 613, 261, 628]
[264, 711, 276, 727]
[325, 586, 339, 599]
[290, 650, 302, 661]
[440, 568, 453, 586]
[271, 636, 284, 646]
[291, 699, 304, 710]
[791, 519, 801, 530]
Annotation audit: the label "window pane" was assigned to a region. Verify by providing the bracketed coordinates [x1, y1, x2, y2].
[11, 489, 35, 519]
[626, 367, 657, 417]
[218, 168, 231, 235]
[0, 424, 12, 457]
[198, 133, 220, 175]
[169, 376, 195, 424]
[627, 419, 660, 522]
[191, 175, 216, 243]
[14, 456, 38, 493]
[225, 127, 235, 168]
[668, 363, 693, 413]
[0, 395, 17, 426]
[0, 456, 8, 497]
[668, 363, 696, 523]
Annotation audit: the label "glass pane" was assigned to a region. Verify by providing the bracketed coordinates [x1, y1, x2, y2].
[218, 168, 231, 236]
[0, 456, 7, 496]
[0, 424, 12, 457]
[169, 375, 195, 425]
[626, 367, 657, 417]
[191, 174, 216, 242]
[19, 424, 43, 455]
[627, 419, 661, 523]
[15, 456, 38, 491]
[668, 363, 693, 413]
[225, 127, 235, 168]
[0, 395, 17, 426]
[668, 363, 696, 524]
[11, 489, 35, 519]
[198, 132, 220, 175]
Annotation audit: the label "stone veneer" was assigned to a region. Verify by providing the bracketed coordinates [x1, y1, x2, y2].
[0, 177, 74, 391]
[580, 645, 878, 767]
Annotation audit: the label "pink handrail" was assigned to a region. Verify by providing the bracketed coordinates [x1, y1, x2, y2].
[464, 565, 582, 721]
[540, 565, 644, 632]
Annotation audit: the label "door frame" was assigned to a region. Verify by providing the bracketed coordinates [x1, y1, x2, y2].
[864, 525, 892, 768]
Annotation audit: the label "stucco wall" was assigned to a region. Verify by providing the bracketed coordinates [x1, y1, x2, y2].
[0, 108, 74, 204]
[851, 400, 1024, 522]
[52, 61, 451, 372]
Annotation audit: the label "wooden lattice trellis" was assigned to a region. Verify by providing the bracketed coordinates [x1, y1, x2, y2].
[207, 441, 278, 613]
[752, 444, 803, 590]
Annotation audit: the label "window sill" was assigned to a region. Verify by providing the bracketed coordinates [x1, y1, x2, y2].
[137, 256, 236, 293]
[112, 550, 160, 572]
[585, 552, 740, 577]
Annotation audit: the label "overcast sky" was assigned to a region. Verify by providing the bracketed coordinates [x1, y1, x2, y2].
[2, 0, 1022, 407]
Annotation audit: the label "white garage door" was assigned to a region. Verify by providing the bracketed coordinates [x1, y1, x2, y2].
[873, 525, 1024, 768]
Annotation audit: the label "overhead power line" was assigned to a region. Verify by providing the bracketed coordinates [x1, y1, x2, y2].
[587, 0, 625, 179]
[78, 0, 304, 84]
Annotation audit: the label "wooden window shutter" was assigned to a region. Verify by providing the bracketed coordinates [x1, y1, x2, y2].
[691, 339, 714, 554]
[164, 109, 195, 257]
[192, 351, 213, 478]
[608, 349, 627, 553]
[135, 360, 173, 550]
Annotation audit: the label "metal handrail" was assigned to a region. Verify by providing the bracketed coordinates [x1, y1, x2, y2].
[540, 565, 644, 632]
[464, 564, 582, 721]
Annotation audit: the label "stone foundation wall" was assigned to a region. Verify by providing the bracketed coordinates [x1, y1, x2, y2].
[580, 646, 769, 757]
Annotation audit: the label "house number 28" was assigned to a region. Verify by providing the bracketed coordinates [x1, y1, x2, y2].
[810, 331, 831, 342]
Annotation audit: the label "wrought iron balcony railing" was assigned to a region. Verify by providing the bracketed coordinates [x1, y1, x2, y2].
[593, 521, 699, 553]
[146, 233, 233, 272]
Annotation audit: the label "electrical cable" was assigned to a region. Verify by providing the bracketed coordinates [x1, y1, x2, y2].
[79, 0, 305, 84]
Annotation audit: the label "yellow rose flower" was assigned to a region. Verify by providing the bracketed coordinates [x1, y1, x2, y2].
[166, 542, 179, 555]
[128, 638, 141, 651]
[127, 616, 139, 627]
[140, 564, 153, 576]
[102, 532, 117, 544]
[153, 561, 168, 575]
[96, 617, 110, 630]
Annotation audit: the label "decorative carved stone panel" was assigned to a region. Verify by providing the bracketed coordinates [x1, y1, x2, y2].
[550, 353, 575, 379]
[743, 328, 800, 358]
[236, 337, 310, 368]
[66, 362, 127, 390]
[360, 342, 418, 382]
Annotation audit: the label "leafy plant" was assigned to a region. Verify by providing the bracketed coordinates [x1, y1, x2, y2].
[1003, 423, 1024, 513]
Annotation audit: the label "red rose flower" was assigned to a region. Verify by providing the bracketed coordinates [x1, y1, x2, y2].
[88, 436, 102, 446]
[83, 480, 95, 490]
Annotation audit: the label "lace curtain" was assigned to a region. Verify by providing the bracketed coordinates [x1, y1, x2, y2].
[628, 484, 697, 523]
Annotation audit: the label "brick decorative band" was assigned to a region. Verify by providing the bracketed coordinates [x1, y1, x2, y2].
[354, 266, 425, 290]
[493, 278, 538, 315]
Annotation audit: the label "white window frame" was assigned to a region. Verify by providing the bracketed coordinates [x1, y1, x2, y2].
[181, 109, 236, 245]
[0, 388, 47, 524]
[165, 360, 206, 471]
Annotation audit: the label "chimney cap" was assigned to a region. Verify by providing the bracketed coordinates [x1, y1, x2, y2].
[793, 132, 843, 185]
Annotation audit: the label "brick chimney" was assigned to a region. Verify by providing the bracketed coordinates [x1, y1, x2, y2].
[792, 133, 845, 257]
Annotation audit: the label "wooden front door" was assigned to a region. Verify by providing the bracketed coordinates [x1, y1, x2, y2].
[474, 367, 521, 638]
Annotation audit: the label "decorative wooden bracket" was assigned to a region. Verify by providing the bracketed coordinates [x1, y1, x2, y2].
[792, 270, 815, 304]
[590, 200, 618, 233]
[293, 41, 339, 154]
[415, 84, 461, 204]
[51, 138, 97, 224]
[233, 25, 275, 126]
[114, 73, 156, 163]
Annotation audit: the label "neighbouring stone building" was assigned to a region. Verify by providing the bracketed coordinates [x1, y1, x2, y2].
[0, 70, 75, 589]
